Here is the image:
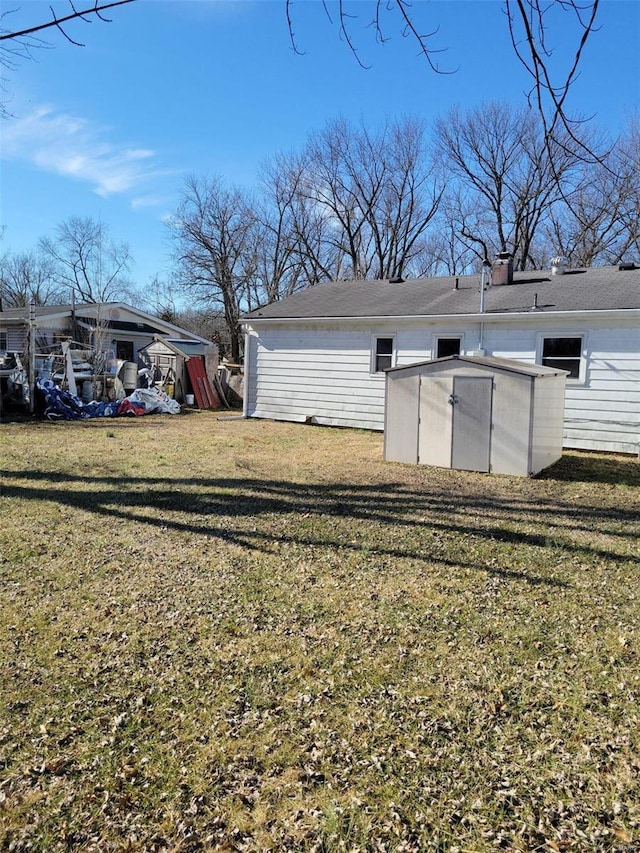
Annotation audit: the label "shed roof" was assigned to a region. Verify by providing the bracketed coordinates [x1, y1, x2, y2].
[244, 265, 640, 321]
[386, 354, 568, 377]
[164, 339, 209, 357]
[138, 337, 209, 358]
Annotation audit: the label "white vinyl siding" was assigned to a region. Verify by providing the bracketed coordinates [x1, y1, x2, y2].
[246, 328, 389, 430]
[562, 327, 639, 453]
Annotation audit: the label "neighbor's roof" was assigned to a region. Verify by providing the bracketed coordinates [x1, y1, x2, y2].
[0, 302, 215, 346]
[243, 265, 640, 321]
[0, 303, 79, 321]
[78, 317, 166, 335]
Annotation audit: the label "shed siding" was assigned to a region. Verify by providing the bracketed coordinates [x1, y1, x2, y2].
[530, 376, 566, 474]
[489, 372, 532, 476]
[418, 376, 454, 468]
[384, 374, 420, 463]
[385, 358, 564, 476]
[413, 361, 537, 476]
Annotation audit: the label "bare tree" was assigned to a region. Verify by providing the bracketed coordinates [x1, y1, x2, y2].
[617, 118, 640, 260]
[39, 216, 134, 303]
[504, 0, 601, 161]
[434, 101, 584, 269]
[544, 121, 640, 266]
[412, 199, 479, 277]
[288, 117, 442, 281]
[264, 152, 344, 285]
[142, 273, 181, 324]
[373, 119, 444, 278]
[249, 160, 311, 306]
[300, 118, 383, 280]
[0, 1, 136, 115]
[0, 249, 63, 307]
[168, 175, 257, 362]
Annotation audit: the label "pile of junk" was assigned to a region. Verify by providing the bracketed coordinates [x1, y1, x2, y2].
[0, 341, 181, 420]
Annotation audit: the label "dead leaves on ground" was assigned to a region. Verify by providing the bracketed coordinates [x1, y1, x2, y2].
[1, 416, 639, 851]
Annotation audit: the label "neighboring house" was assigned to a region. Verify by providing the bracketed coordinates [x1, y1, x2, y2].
[0, 302, 214, 362]
[241, 260, 640, 454]
[0, 302, 217, 404]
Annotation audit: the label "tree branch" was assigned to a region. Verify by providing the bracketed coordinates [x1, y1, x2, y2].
[505, 0, 602, 162]
[0, 0, 137, 42]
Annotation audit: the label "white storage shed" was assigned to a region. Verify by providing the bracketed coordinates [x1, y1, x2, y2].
[384, 355, 567, 476]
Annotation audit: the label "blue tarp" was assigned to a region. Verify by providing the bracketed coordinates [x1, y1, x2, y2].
[37, 380, 180, 420]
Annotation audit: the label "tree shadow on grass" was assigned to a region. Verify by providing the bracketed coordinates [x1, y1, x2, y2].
[2, 468, 638, 586]
[538, 453, 640, 487]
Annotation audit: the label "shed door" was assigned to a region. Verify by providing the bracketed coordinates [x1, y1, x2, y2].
[418, 376, 453, 467]
[451, 376, 493, 472]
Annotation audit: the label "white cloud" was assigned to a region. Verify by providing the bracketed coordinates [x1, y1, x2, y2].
[131, 194, 173, 211]
[1, 105, 166, 199]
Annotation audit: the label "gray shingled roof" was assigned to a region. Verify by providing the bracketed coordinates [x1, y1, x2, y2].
[244, 265, 640, 321]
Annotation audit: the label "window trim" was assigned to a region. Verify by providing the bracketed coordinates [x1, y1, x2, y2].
[536, 332, 587, 384]
[433, 334, 463, 359]
[371, 334, 396, 374]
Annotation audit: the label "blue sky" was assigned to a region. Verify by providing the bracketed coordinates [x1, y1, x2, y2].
[1, 0, 639, 292]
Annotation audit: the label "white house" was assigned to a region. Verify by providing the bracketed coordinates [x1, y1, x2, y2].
[241, 260, 640, 455]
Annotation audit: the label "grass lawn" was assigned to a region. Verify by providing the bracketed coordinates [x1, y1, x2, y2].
[1, 412, 639, 852]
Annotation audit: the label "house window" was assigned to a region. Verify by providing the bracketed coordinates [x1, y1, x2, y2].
[116, 340, 134, 362]
[436, 337, 462, 358]
[541, 336, 583, 379]
[373, 336, 394, 372]
[0, 331, 7, 351]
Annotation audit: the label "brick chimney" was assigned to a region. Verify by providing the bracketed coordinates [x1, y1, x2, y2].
[492, 252, 513, 285]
